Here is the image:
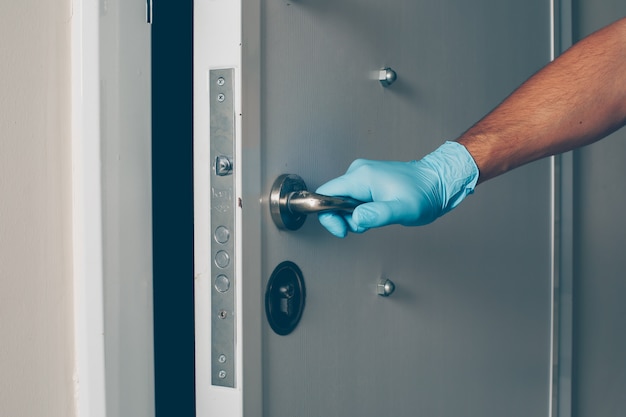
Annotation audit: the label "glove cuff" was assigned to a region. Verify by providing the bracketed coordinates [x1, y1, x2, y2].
[425, 141, 480, 215]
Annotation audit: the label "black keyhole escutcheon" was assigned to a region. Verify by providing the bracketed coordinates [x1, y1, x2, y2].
[265, 261, 306, 336]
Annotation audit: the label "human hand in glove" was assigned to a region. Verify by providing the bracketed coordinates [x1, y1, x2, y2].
[315, 141, 480, 238]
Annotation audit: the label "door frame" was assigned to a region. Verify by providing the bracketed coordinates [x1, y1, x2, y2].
[71, 0, 154, 416]
[193, 0, 249, 414]
[550, 1, 575, 416]
[193, 0, 574, 416]
[71, 0, 107, 415]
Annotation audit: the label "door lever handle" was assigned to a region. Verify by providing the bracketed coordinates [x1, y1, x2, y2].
[270, 174, 364, 230]
[287, 190, 363, 214]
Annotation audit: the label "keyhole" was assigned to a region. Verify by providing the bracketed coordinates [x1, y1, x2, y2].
[265, 261, 306, 336]
[279, 284, 294, 316]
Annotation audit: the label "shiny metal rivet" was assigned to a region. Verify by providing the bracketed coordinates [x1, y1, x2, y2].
[377, 278, 396, 297]
[214, 226, 230, 244]
[218, 354, 227, 364]
[218, 310, 228, 319]
[218, 370, 227, 379]
[215, 250, 231, 268]
[378, 67, 398, 87]
[217, 77, 225, 86]
[215, 275, 231, 293]
[217, 93, 225, 102]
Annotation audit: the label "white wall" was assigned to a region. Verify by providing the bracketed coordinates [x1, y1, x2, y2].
[0, 1, 75, 416]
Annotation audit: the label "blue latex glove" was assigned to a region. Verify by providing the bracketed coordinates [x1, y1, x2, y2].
[315, 141, 479, 237]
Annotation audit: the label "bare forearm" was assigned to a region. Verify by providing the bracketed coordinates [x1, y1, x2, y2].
[457, 17, 626, 183]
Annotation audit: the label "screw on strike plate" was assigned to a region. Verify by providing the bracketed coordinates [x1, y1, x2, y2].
[218, 370, 227, 379]
[217, 77, 225, 86]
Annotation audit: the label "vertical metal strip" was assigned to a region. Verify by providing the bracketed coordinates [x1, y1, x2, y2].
[210, 68, 237, 388]
[550, 1, 574, 416]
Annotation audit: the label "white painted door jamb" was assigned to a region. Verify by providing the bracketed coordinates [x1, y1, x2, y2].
[71, 0, 107, 416]
[194, 0, 245, 415]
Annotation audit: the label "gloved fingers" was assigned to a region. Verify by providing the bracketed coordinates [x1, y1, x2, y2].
[315, 175, 372, 202]
[318, 212, 369, 237]
[343, 212, 369, 234]
[352, 201, 419, 229]
[317, 213, 349, 238]
[351, 202, 395, 229]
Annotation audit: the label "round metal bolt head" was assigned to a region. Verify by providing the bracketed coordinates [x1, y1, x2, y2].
[378, 67, 398, 87]
[377, 279, 396, 297]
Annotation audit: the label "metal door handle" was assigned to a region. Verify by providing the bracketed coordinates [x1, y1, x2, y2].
[287, 190, 363, 214]
[270, 174, 364, 230]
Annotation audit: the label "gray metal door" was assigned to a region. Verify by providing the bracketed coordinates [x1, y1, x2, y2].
[250, 1, 553, 416]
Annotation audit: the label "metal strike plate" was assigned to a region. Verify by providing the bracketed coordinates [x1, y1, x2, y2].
[210, 68, 236, 388]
